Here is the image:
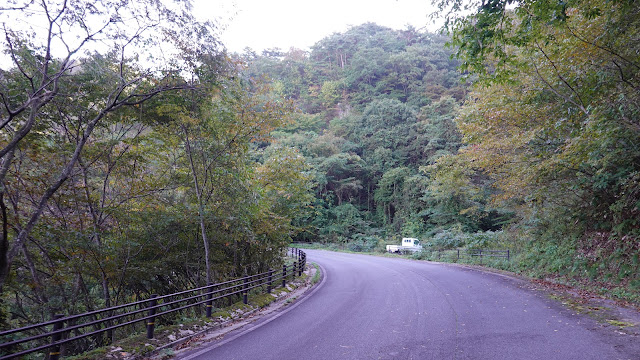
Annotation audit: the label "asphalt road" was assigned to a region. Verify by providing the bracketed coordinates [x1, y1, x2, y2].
[176, 250, 639, 360]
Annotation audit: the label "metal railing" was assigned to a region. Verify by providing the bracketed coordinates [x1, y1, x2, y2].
[0, 248, 307, 360]
[465, 249, 510, 261]
[430, 248, 510, 262]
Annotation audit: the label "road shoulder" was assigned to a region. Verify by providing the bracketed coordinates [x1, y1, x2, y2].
[155, 263, 324, 360]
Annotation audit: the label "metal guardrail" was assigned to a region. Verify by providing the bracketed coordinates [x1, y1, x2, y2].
[0, 248, 307, 360]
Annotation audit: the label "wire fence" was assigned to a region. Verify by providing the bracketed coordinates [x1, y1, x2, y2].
[0, 248, 307, 360]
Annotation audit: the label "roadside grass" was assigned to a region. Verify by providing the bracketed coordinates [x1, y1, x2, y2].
[526, 274, 640, 308]
[311, 263, 321, 285]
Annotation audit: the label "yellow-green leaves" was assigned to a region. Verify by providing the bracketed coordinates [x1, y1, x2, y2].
[433, 0, 640, 283]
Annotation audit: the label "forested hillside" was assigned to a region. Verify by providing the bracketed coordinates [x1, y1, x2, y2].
[241, 24, 509, 250]
[244, 2, 640, 302]
[1, 0, 638, 340]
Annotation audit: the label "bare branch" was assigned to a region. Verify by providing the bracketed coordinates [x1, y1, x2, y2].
[611, 60, 638, 90]
[3, 24, 35, 91]
[40, 0, 69, 81]
[0, 0, 36, 11]
[0, 92, 53, 160]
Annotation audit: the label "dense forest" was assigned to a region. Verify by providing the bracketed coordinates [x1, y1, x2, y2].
[1, 0, 638, 342]
[439, 0, 640, 297]
[241, 0, 640, 301]
[240, 23, 509, 249]
[0, 0, 313, 334]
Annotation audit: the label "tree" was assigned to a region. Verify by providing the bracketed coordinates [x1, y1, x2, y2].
[0, 0, 225, 292]
[350, 99, 418, 163]
[432, 0, 640, 279]
[243, 23, 467, 246]
[254, 145, 314, 260]
[156, 78, 294, 284]
[374, 167, 410, 226]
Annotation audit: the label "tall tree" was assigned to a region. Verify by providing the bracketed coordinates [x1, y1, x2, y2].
[432, 0, 640, 278]
[0, 0, 225, 292]
[156, 78, 294, 283]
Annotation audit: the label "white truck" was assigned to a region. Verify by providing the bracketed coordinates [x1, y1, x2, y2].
[386, 237, 422, 253]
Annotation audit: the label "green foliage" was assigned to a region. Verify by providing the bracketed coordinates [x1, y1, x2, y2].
[347, 235, 380, 252]
[420, 228, 501, 250]
[0, 4, 315, 353]
[466, 231, 503, 249]
[242, 23, 487, 248]
[428, 228, 469, 249]
[431, 0, 640, 297]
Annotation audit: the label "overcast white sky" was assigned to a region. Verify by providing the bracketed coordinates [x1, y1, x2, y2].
[194, 0, 441, 53]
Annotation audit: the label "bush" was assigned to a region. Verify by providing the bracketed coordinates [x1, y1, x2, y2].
[430, 228, 469, 249]
[347, 234, 379, 252]
[426, 229, 503, 250]
[410, 250, 432, 260]
[466, 231, 502, 249]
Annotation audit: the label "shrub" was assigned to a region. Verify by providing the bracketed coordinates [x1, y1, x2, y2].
[347, 234, 379, 252]
[431, 228, 468, 249]
[466, 231, 502, 249]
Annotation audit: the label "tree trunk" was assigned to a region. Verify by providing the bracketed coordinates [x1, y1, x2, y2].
[0, 148, 16, 293]
[183, 126, 212, 285]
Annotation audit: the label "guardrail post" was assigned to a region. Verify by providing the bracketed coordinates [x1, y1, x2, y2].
[146, 294, 158, 339]
[293, 261, 297, 278]
[457, 249, 460, 261]
[282, 264, 287, 288]
[243, 278, 249, 305]
[298, 259, 303, 276]
[267, 270, 273, 293]
[205, 283, 213, 318]
[507, 249, 510, 261]
[48, 314, 64, 360]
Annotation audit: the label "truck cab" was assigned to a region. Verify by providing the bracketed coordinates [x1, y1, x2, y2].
[402, 238, 420, 247]
[386, 237, 422, 253]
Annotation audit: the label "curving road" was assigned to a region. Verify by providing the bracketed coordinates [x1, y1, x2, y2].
[176, 250, 639, 360]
